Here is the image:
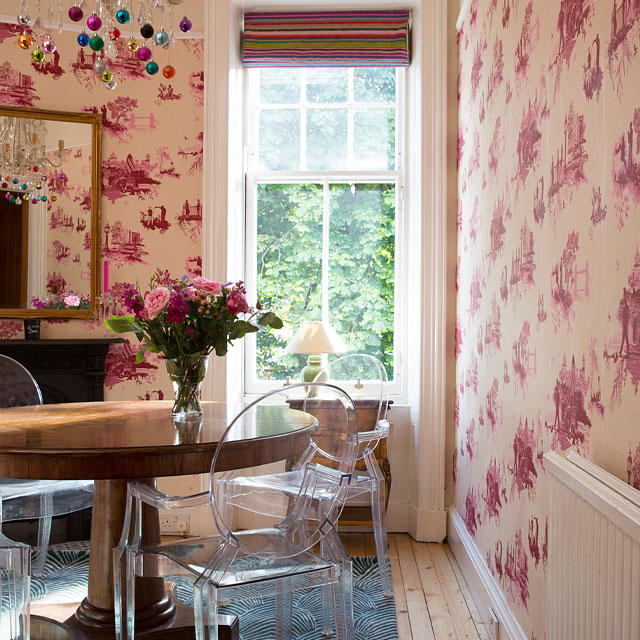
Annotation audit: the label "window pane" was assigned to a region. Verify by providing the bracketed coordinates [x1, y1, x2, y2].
[354, 67, 396, 103]
[307, 108, 347, 170]
[306, 68, 348, 103]
[259, 109, 300, 170]
[328, 183, 396, 378]
[260, 68, 301, 104]
[353, 109, 396, 170]
[256, 183, 323, 380]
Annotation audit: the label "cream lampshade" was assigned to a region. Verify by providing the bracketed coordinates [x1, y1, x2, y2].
[284, 321, 347, 391]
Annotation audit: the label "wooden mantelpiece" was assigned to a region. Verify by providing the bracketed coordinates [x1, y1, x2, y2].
[0, 338, 123, 404]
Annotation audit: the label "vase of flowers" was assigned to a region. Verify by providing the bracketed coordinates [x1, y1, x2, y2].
[165, 355, 209, 419]
[106, 275, 282, 420]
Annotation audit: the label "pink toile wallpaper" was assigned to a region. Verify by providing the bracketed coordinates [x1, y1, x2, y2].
[0, 22, 204, 401]
[457, 0, 640, 635]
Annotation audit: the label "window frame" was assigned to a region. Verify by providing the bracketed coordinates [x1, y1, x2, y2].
[243, 66, 408, 399]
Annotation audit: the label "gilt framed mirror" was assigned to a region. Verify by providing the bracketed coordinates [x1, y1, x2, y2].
[0, 105, 102, 319]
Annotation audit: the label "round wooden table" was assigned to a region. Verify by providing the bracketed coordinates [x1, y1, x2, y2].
[0, 400, 317, 639]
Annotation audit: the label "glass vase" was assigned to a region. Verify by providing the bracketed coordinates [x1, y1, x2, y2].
[165, 355, 209, 421]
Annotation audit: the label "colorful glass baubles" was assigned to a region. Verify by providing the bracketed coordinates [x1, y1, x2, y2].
[179, 17, 192, 33]
[105, 79, 118, 90]
[140, 23, 154, 39]
[110, 28, 121, 40]
[116, 8, 131, 24]
[162, 64, 175, 79]
[138, 46, 152, 62]
[89, 35, 104, 51]
[126, 38, 139, 52]
[154, 30, 169, 46]
[68, 5, 83, 21]
[18, 34, 33, 49]
[18, 14, 31, 26]
[31, 48, 45, 62]
[93, 58, 107, 75]
[77, 31, 90, 46]
[146, 61, 159, 75]
[42, 36, 56, 54]
[87, 13, 102, 31]
[101, 69, 114, 83]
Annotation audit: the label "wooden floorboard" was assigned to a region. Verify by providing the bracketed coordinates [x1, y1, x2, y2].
[341, 533, 484, 640]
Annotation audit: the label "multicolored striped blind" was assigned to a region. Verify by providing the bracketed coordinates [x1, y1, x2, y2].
[242, 11, 411, 67]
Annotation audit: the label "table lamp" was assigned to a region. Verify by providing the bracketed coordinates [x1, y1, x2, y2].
[284, 321, 347, 392]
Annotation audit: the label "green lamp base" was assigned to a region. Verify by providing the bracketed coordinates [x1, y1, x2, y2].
[300, 354, 327, 396]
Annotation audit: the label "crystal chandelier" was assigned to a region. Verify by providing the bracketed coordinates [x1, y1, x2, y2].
[0, 116, 64, 208]
[16, 0, 193, 90]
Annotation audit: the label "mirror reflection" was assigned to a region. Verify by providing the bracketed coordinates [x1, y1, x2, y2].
[0, 107, 101, 317]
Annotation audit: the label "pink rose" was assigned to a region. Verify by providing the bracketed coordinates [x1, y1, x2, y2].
[143, 287, 170, 320]
[192, 277, 222, 296]
[63, 293, 80, 307]
[227, 291, 249, 315]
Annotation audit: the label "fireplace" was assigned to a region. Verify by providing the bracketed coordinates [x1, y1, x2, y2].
[0, 338, 122, 404]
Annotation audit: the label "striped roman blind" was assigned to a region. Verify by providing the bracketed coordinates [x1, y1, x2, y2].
[242, 10, 411, 67]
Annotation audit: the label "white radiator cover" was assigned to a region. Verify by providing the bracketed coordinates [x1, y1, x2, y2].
[545, 450, 640, 640]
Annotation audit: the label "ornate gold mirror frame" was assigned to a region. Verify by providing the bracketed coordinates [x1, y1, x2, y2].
[0, 106, 102, 319]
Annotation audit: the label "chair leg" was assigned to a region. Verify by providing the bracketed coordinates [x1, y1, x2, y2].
[366, 452, 392, 597]
[334, 559, 355, 640]
[0, 539, 31, 640]
[32, 515, 52, 577]
[275, 575, 293, 640]
[125, 550, 137, 640]
[194, 580, 217, 640]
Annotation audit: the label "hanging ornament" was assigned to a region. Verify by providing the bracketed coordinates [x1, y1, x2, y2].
[18, 33, 33, 49]
[21, 184, 27, 190]
[51, 195, 57, 202]
[9, 196, 15, 204]
[89, 35, 104, 51]
[116, 8, 131, 24]
[31, 48, 45, 62]
[15, 197, 22, 205]
[2, 183, 7, 190]
[154, 29, 169, 46]
[11, 178, 18, 184]
[110, 28, 121, 40]
[162, 64, 175, 79]
[179, 17, 192, 33]
[101, 69, 114, 82]
[18, 14, 31, 26]
[68, 5, 83, 22]
[87, 13, 102, 31]
[77, 31, 90, 46]
[35, 182, 41, 189]
[93, 58, 107, 74]
[140, 23, 154, 38]
[138, 46, 152, 61]
[105, 78, 118, 90]
[126, 37, 139, 52]
[42, 35, 56, 53]
[31, 198, 37, 204]
[146, 60, 159, 75]
[41, 195, 47, 202]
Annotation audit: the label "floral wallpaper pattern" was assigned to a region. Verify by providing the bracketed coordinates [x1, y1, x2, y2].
[457, 0, 640, 635]
[0, 22, 204, 401]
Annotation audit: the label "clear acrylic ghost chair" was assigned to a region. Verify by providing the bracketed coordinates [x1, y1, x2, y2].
[0, 355, 94, 578]
[113, 382, 358, 640]
[218, 355, 392, 597]
[312, 354, 392, 596]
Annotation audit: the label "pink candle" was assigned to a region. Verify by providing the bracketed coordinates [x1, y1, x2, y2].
[103, 260, 109, 292]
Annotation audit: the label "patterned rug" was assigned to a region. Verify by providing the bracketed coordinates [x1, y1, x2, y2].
[6, 549, 398, 640]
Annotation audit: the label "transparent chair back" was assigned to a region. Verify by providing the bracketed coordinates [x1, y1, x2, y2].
[211, 382, 359, 556]
[312, 353, 390, 458]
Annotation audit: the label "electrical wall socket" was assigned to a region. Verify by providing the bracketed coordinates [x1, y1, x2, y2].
[160, 513, 190, 535]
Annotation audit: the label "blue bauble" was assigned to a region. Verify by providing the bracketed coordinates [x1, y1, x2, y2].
[145, 60, 159, 75]
[154, 29, 169, 46]
[77, 31, 90, 47]
[116, 8, 131, 24]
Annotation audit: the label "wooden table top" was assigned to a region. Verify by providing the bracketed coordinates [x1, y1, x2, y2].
[0, 400, 316, 480]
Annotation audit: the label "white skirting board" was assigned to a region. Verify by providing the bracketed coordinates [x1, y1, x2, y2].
[448, 508, 528, 640]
